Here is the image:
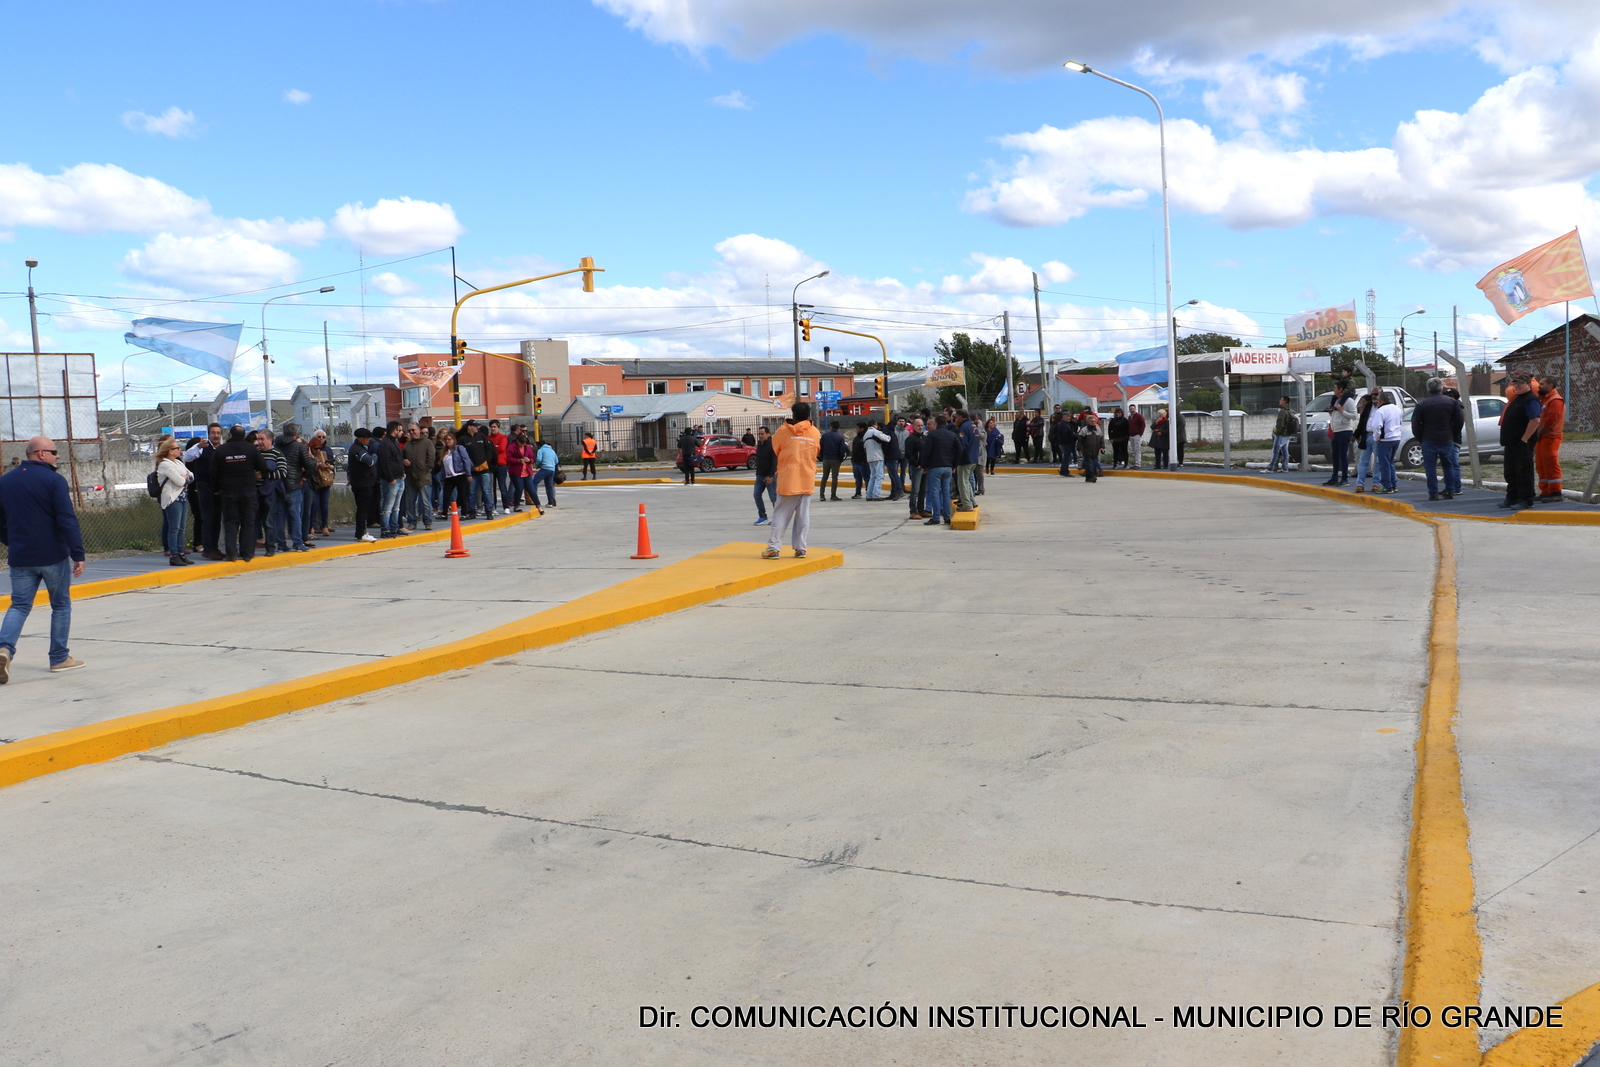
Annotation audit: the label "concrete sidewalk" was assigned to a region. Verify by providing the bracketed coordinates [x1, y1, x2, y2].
[0, 475, 1438, 1066]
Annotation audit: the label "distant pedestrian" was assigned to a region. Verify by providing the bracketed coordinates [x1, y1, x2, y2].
[1533, 374, 1566, 501]
[402, 423, 437, 530]
[506, 427, 536, 513]
[1126, 408, 1146, 468]
[182, 423, 224, 559]
[1012, 411, 1031, 463]
[892, 416, 912, 494]
[580, 432, 599, 480]
[1324, 384, 1357, 486]
[1369, 391, 1404, 493]
[532, 439, 559, 507]
[921, 415, 960, 526]
[437, 429, 472, 514]
[955, 411, 981, 511]
[1079, 413, 1104, 483]
[818, 420, 846, 501]
[1412, 378, 1463, 501]
[1268, 396, 1297, 473]
[676, 426, 701, 485]
[752, 425, 777, 525]
[1351, 392, 1377, 492]
[1107, 408, 1130, 468]
[1498, 374, 1540, 510]
[154, 437, 195, 566]
[377, 421, 407, 538]
[985, 417, 1004, 474]
[863, 421, 890, 500]
[850, 423, 869, 498]
[905, 417, 928, 518]
[762, 402, 821, 559]
[305, 430, 336, 538]
[347, 427, 381, 541]
[213, 426, 267, 560]
[1150, 409, 1171, 469]
[0, 436, 88, 681]
[255, 429, 291, 554]
[1029, 413, 1044, 462]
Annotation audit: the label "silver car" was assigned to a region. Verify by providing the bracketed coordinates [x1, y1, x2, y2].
[1395, 395, 1506, 469]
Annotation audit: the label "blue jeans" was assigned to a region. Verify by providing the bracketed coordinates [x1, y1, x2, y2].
[851, 460, 868, 496]
[1, 559, 73, 665]
[926, 466, 953, 522]
[1330, 431, 1353, 481]
[1355, 443, 1376, 487]
[259, 491, 284, 550]
[753, 476, 776, 518]
[1270, 435, 1292, 470]
[305, 484, 329, 536]
[531, 469, 556, 505]
[470, 472, 493, 514]
[1082, 450, 1102, 480]
[1423, 440, 1461, 496]
[380, 479, 404, 533]
[495, 469, 513, 511]
[403, 484, 432, 528]
[517, 475, 538, 507]
[867, 459, 885, 499]
[161, 499, 188, 556]
[281, 483, 305, 547]
[1377, 440, 1399, 490]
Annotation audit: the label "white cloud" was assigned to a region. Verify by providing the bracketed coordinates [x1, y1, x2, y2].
[121, 233, 300, 293]
[0, 163, 326, 246]
[370, 271, 418, 296]
[284, 89, 312, 105]
[939, 253, 1074, 294]
[121, 106, 198, 138]
[710, 90, 753, 109]
[331, 197, 463, 254]
[967, 38, 1600, 270]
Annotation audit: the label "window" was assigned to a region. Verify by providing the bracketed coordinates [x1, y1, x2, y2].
[1477, 398, 1505, 418]
[460, 385, 481, 407]
[582, 384, 607, 396]
[800, 379, 811, 396]
[647, 381, 668, 395]
[819, 378, 834, 393]
[726, 380, 743, 395]
[540, 378, 558, 394]
[768, 379, 785, 397]
[687, 380, 707, 392]
[402, 387, 425, 407]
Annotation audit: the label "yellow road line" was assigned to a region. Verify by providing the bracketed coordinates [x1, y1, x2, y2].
[0, 542, 842, 791]
[0, 509, 536, 611]
[1481, 983, 1600, 1066]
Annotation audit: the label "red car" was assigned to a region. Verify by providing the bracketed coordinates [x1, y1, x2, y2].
[678, 434, 758, 471]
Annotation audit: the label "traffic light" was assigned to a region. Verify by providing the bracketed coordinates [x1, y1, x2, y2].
[534, 396, 543, 415]
[580, 256, 597, 293]
[801, 318, 812, 342]
[454, 338, 467, 359]
[874, 375, 886, 400]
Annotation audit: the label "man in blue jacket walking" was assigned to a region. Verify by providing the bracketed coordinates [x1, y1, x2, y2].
[0, 436, 88, 681]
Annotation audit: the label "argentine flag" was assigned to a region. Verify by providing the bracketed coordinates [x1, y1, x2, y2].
[218, 389, 256, 429]
[125, 318, 243, 379]
[994, 380, 1010, 406]
[1116, 344, 1169, 387]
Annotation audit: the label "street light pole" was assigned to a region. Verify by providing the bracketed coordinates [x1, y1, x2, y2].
[25, 259, 41, 355]
[1065, 61, 1176, 467]
[791, 271, 829, 409]
[1399, 309, 1425, 373]
[261, 285, 336, 432]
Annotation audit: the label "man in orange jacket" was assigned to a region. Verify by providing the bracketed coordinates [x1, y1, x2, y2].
[1533, 375, 1565, 501]
[580, 432, 598, 480]
[763, 402, 821, 559]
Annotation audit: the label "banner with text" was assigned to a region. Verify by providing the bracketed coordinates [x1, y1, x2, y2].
[400, 364, 463, 397]
[1284, 301, 1360, 352]
[925, 362, 965, 389]
[1224, 348, 1290, 375]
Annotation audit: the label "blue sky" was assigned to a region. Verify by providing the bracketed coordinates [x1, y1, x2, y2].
[2, 0, 1598, 406]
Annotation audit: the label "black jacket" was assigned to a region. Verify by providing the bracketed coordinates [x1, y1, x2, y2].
[1500, 392, 1539, 448]
[274, 435, 316, 487]
[214, 440, 268, 495]
[754, 438, 776, 478]
[347, 439, 380, 487]
[904, 430, 924, 466]
[1411, 394, 1463, 445]
[463, 434, 494, 472]
[921, 427, 961, 468]
[376, 435, 406, 480]
[850, 431, 867, 464]
[1108, 416, 1130, 442]
[819, 430, 847, 461]
[881, 427, 902, 462]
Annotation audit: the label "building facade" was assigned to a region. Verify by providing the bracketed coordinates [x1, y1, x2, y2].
[1497, 314, 1600, 432]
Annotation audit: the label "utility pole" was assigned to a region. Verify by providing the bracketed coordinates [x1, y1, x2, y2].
[25, 259, 41, 354]
[1033, 273, 1047, 412]
[324, 321, 336, 430]
[1002, 310, 1015, 410]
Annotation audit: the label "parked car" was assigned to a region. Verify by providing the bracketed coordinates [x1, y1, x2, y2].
[1291, 387, 1416, 461]
[1207, 410, 1248, 418]
[678, 434, 758, 472]
[1395, 395, 1506, 468]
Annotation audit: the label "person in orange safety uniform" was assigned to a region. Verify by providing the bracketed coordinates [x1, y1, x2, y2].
[1533, 375, 1566, 502]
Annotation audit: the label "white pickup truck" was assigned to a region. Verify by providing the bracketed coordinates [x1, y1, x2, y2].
[1294, 388, 1506, 468]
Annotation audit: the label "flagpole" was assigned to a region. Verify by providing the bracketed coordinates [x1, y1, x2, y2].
[1033, 273, 1046, 412]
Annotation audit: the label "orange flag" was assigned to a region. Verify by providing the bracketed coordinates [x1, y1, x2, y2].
[1476, 229, 1594, 324]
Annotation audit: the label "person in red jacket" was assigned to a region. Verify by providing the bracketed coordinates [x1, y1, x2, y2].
[487, 419, 511, 513]
[1533, 375, 1566, 501]
[1126, 408, 1147, 468]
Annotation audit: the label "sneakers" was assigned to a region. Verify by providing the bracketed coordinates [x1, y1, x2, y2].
[760, 548, 781, 559]
[50, 656, 86, 673]
[754, 516, 769, 525]
[794, 549, 807, 558]
[0, 648, 9, 684]
[359, 533, 378, 543]
[168, 555, 192, 567]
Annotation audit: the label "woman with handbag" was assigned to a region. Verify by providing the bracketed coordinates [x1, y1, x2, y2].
[155, 438, 195, 566]
[305, 430, 336, 538]
[437, 429, 473, 514]
[506, 426, 537, 512]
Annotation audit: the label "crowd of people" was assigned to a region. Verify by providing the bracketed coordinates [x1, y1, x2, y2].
[155, 417, 562, 564]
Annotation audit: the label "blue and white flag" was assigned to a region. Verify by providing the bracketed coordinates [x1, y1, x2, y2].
[124, 318, 242, 379]
[218, 389, 256, 429]
[994, 380, 1010, 406]
[1116, 345, 1169, 387]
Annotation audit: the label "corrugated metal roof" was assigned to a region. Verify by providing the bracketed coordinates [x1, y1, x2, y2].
[581, 358, 842, 376]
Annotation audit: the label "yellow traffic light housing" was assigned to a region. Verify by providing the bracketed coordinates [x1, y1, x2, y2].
[534, 396, 543, 415]
[455, 338, 467, 358]
[801, 318, 813, 342]
[580, 256, 597, 293]
[874, 375, 886, 400]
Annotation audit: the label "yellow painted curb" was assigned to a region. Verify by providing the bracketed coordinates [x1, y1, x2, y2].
[951, 507, 980, 530]
[1481, 982, 1600, 1067]
[1399, 520, 1483, 1067]
[1, 508, 537, 611]
[0, 542, 842, 792]
[565, 477, 679, 486]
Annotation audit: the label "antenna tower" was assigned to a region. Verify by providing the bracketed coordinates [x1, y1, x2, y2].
[1365, 289, 1378, 353]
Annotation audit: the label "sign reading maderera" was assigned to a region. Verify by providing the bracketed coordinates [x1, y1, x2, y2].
[1224, 348, 1291, 375]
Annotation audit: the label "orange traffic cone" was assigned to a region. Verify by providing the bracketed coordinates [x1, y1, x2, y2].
[630, 502, 659, 559]
[445, 502, 471, 558]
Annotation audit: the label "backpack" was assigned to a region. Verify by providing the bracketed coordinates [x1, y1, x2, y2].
[146, 470, 162, 498]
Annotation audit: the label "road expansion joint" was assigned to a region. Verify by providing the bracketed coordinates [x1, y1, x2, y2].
[136, 754, 1384, 928]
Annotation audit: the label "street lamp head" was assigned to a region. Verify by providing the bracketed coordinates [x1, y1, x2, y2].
[319, 286, 335, 294]
[818, 271, 830, 279]
[25, 258, 38, 269]
[1063, 61, 1090, 73]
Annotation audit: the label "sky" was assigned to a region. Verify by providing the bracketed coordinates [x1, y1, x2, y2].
[3, 0, 1600, 409]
